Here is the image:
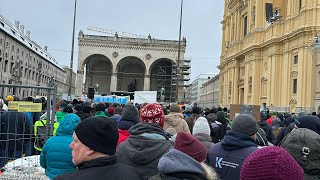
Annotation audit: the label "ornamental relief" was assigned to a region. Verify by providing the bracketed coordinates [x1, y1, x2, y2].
[291, 71, 298, 78]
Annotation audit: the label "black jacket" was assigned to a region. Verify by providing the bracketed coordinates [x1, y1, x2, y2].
[0, 111, 31, 151]
[258, 121, 275, 144]
[54, 155, 142, 180]
[76, 111, 91, 121]
[117, 123, 173, 180]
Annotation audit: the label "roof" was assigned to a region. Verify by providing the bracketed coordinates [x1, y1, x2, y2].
[0, 14, 64, 71]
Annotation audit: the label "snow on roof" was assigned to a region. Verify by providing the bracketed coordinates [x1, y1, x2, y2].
[0, 14, 64, 71]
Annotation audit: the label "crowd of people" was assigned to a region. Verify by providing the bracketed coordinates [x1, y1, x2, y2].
[0, 95, 320, 180]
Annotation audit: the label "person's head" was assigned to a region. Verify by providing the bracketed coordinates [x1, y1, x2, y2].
[73, 104, 83, 113]
[70, 116, 119, 165]
[192, 107, 201, 115]
[140, 103, 165, 128]
[184, 106, 192, 114]
[232, 114, 258, 140]
[281, 128, 320, 179]
[114, 107, 122, 115]
[174, 132, 207, 163]
[169, 103, 181, 113]
[57, 114, 80, 136]
[96, 103, 106, 112]
[192, 117, 210, 136]
[55, 100, 65, 110]
[295, 115, 320, 135]
[59, 102, 68, 111]
[240, 146, 304, 180]
[72, 99, 79, 106]
[121, 104, 139, 122]
[216, 111, 227, 125]
[108, 107, 115, 116]
[63, 105, 74, 114]
[83, 105, 92, 114]
[260, 111, 267, 121]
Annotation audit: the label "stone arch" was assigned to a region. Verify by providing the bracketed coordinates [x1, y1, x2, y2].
[83, 54, 113, 95]
[149, 58, 176, 102]
[116, 56, 146, 91]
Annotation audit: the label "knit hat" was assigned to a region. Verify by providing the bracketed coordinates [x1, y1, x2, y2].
[63, 105, 74, 113]
[295, 115, 320, 135]
[281, 128, 320, 178]
[217, 111, 226, 125]
[169, 104, 181, 113]
[121, 105, 139, 122]
[96, 103, 106, 112]
[114, 107, 122, 115]
[192, 107, 201, 114]
[185, 106, 192, 113]
[83, 105, 92, 114]
[192, 117, 210, 136]
[240, 146, 304, 180]
[108, 107, 114, 114]
[174, 132, 207, 162]
[232, 114, 258, 136]
[75, 116, 119, 155]
[140, 103, 165, 127]
[74, 104, 83, 112]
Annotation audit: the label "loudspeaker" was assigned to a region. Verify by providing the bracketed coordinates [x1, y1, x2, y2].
[88, 88, 95, 99]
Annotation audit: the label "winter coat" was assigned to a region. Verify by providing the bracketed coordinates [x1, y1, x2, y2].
[184, 116, 195, 133]
[194, 133, 214, 153]
[54, 155, 142, 180]
[164, 113, 190, 134]
[258, 121, 275, 144]
[117, 123, 173, 180]
[208, 131, 258, 180]
[76, 111, 91, 121]
[281, 128, 320, 180]
[210, 121, 227, 143]
[149, 149, 217, 180]
[0, 111, 31, 151]
[117, 117, 138, 146]
[40, 114, 80, 180]
[117, 129, 130, 146]
[55, 111, 66, 123]
[95, 111, 107, 117]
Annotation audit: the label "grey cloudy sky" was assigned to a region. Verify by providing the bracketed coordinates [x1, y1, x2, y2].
[1, 0, 224, 81]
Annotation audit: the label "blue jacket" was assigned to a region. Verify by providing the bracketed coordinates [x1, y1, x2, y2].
[40, 114, 80, 179]
[208, 131, 258, 180]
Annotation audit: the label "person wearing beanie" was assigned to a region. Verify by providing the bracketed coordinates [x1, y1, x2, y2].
[240, 146, 304, 180]
[163, 103, 190, 134]
[183, 106, 192, 118]
[63, 105, 74, 114]
[107, 107, 115, 117]
[281, 128, 320, 179]
[295, 115, 320, 135]
[274, 117, 296, 145]
[111, 107, 122, 124]
[193, 117, 214, 152]
[56, 102, 67, 122]
[258, 111, 275, 144]
[184, 107, 201, 134]
[55, 117, 141, 180]
[149, 132, 218, 180]
[95, 103, 107, 117]
[117, 105, 139, 146]
[77, 105, 91, 121]
[208, 114, 258, 180]
[116, 103, 173, 180]
[210, 111, 228, 143]
[40, 114, 81, 179]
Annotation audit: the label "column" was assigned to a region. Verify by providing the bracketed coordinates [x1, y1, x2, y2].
[75, 70, 84, 96]
[110, 73, 117, 92]
[144, 74, 150, 91]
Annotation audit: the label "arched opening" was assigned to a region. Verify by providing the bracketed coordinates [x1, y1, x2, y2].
[83, 54, 113, 95]
[116, 56, 146, 92]
[150, 58, 176, 102]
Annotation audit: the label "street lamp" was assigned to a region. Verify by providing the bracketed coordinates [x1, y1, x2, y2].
[68, 0, 77, 100]
[310, 34, 320, 112]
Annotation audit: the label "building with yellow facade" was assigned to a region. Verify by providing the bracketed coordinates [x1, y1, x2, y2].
[219, 0, 320, 113]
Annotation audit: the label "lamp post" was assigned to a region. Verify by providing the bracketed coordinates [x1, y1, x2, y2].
[68, 0, 77, 100]
[176, 0, 184, 103]
[310, 34, 320, 112]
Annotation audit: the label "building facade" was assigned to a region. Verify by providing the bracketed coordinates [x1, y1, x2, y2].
[76, 31, 190, 102]
[199, 74, 220, 108]
[190, 73, 218, 106]
[220, 0, 320, 113]
[0, 14, 75, 98]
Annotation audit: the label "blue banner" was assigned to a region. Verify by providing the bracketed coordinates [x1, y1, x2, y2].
[94, 96, 128, 104]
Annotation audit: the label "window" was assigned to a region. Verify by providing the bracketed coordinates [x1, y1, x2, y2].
[265, 3, 273, 23]
[244, 16, 248, 36]
[294, 55, 298, 64]
[299, 0, 302, 11]
[4, 60, 8, 72]
[293, 79, 297, 94]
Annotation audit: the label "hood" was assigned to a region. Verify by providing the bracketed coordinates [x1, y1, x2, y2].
[112, 114, 122, 122]
[118, 119, 137, 130]
[129, 123, 170, 139]
[206, 113, 217, 123]
[120, 133, 173, 165]
[222, 131, 257, 150]
[296, 115, 320, 135]
[284, 117, 296, 126]
[76, 111, 91, 119]
[158, 149, 205, 175]
[56, 114, 80, 136]
[165, 113, 184, 127]
[281, 128, 320, 177]
[194, 133, 212, 143]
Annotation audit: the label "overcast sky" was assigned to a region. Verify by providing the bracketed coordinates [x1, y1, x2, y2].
[1, 0, 224, 81]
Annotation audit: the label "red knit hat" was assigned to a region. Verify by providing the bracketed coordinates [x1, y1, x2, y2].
[108, 107, 115, 114]
[240, 146, 304, 180]
[140, 103, 165, 127]
[174, 132, 207, 162]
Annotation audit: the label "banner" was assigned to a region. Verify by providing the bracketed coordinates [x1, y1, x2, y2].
[134, 91, 157, 104]
[18, 102, 42, 112]
[94, 95, 128, 104]
[8, 101, 19, 110]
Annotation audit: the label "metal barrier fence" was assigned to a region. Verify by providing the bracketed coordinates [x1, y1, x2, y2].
[0, 81, 56, 176]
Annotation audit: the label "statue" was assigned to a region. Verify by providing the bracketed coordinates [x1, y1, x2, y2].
[160, 87, 165, 96]
[12, 59, 22, 78]
[128, 80, 137, 92]
[94, 83, 100, 94]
